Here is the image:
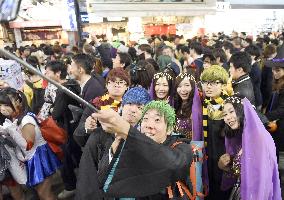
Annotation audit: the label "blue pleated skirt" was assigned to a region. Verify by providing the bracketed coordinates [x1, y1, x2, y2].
[26, 143, 61, 187]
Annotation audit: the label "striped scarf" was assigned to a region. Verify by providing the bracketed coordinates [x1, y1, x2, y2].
[202, 94, 228, 147]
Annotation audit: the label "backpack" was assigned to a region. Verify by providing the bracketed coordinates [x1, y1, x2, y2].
[25, 80, 45, 115]
[167, 141, 208, 200]
[27, 112, 67, 160]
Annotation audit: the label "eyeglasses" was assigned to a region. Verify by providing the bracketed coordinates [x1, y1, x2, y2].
[107, 80, 127, 87]
[201, 81, 222, 87]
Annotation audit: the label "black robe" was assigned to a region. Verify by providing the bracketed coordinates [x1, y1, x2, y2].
[76, 127, 193, 200]
[205, 119, 231, 200]
[103, 127, 193, 199]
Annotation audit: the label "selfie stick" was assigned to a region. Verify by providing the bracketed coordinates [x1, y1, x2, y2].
[0, 48, 99, 113]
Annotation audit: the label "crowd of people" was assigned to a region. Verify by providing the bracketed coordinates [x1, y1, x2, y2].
[0, 31, 283, 200]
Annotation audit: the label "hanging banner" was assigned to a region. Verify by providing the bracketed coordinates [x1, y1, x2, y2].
[144, 25, 176, 36]
[62, 0, 78, 31]
[0, 59, 24, 89]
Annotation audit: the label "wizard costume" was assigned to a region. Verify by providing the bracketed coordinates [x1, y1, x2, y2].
[222, 98, 281, 200]
[100, 101, 193, 199]
[175, 73, 203, 140]
[199, 65, 232, 199]
[102, 127, 193, 199]
[75, 87, 151, 200]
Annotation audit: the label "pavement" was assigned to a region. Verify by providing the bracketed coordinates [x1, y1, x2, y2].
[4, 153, 284, 200]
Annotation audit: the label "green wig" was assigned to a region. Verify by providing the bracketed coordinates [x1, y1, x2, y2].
[200, 65, 229, 84]
[142, 100, 176, 131]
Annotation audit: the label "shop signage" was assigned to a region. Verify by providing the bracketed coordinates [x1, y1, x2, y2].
[21, 30, 62, 41]
[80, 12, 89, 23]
[144, 25, 176, 36]
[62, 0, 78, 31]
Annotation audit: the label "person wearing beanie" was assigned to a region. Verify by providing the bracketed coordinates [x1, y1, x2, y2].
[199, 65, 232, 199]
[122, 87, 151, 107]
[75, 87, 151, 200]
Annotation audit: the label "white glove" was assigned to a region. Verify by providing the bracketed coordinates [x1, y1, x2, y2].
[15, 146, 26, 162]
[0, 126, 8, 136]
[2, 119, 27, 151]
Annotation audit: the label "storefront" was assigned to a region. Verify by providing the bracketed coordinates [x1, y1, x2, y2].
[82, 19, 129, 42]
[8, 20, 68, 47]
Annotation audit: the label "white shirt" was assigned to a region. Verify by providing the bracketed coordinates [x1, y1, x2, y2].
[20, 115, 46, 160]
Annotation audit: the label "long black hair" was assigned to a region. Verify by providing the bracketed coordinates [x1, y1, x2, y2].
[223, 95, 244, 138]
[130, 60, 155, 90]
[151, 71, 175, 103]
[174, 73, 196, 118]
[0, 88, 30, 124]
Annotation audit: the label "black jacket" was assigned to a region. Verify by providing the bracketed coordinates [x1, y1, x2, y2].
[52, 79, 81, 134]
[73, 106, 94, 147]
[261, 60, 274, 108]
[82, 75, 105, 103]
[266, 89, 284, 151]
[232, 74, 255, 105]
[249, 62, 263, 107]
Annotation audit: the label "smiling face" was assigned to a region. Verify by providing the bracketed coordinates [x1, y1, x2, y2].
[155, 77, 169, 100]
[223, 103, 240, 130]
[141, 109, 169, 144]
[177, 78, 192, 101]
[272, 67, 284, 80]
